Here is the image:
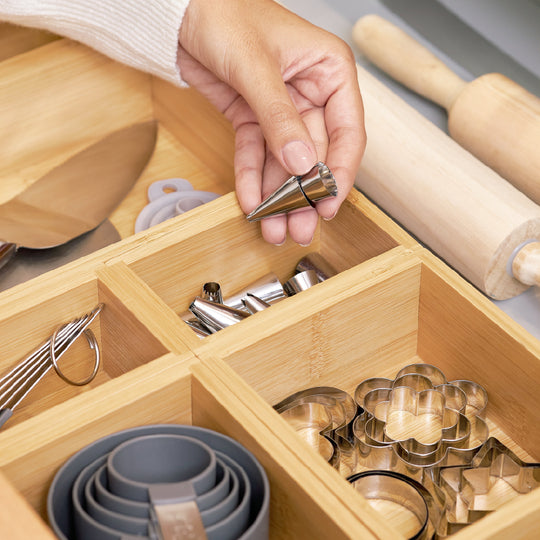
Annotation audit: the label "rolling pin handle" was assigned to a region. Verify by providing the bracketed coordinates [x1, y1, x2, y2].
[353, 14, 467, 111]
[510, 240, 540, 287]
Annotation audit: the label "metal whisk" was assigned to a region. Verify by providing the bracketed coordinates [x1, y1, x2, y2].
[0, 304, 103, 429]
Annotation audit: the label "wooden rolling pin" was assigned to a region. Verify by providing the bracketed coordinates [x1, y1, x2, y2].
[353, 59, 540, 300]
[353, 14, 540, 206]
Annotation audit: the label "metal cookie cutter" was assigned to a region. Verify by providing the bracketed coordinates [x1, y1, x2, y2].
[347, 470, 448, 540]
[246, 162, 337, 221]
[352, 364, 489, 477]
[274, 386, 360, 476]
[432, 437, 540, 534]
[369, 386, 471, 460]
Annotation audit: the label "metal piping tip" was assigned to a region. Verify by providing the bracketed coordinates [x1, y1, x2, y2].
[284, 269, 321, 296]
[246, 162, 337, 222]
[295, 253, 338, 282]
[189, 297, 249, 333]
[201, 281, 223, 304]
[298, 162, 337, 202]
[183, 318, 212, 339]
[224, 272, 287, 311]
[242, 293, 271, 313]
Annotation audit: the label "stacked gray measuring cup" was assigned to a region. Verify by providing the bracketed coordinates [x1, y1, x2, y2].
[47, 424, 270, 540]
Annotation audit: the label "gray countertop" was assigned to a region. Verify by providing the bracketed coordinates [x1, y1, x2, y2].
[281, 0, 540, 340]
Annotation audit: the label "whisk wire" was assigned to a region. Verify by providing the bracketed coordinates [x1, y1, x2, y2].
[0, 304, 103, 422]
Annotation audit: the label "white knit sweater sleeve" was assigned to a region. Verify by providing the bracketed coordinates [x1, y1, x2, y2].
[0, 0, 191, 86]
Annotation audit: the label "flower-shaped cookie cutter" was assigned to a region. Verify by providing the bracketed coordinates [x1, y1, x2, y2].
[368, 386, 471, 457]
[353, 364, 489, 475]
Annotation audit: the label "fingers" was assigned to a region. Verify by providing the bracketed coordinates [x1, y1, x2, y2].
[317, 63, 366, 220]
[234, 119, 266, 215]
[259, 155, 288, 245]
[286, 98, 328, 245]
[233, 60, 318, 178]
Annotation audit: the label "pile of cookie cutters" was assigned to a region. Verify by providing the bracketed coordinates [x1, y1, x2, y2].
[181, 252, 338, 338]
[274, 363, 540, 538]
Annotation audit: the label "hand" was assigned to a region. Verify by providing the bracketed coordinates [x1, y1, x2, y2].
[178, 0, 366, 245]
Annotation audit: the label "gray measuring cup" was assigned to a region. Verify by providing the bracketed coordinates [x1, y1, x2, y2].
[87, 454, 241, 527]
[93, 454, 231, 518]
[106, 434, 217, 501]
[49, 424, 269, 540]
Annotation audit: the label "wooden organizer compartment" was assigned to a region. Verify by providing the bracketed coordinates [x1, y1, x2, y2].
[195, 248, 540, 539]
[106, 187, 412, 331]
[0, 264, 192, 431]
[0, 23, 59, 62]
[0, 346, 389, 539]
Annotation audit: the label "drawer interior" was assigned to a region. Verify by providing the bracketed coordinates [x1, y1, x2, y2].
[198, 249, 540, 537]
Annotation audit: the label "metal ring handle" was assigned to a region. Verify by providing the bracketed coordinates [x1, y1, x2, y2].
[50, 327, 101, 386]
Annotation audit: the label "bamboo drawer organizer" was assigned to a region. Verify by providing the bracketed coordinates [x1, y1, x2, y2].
[1, 27, 540, 539]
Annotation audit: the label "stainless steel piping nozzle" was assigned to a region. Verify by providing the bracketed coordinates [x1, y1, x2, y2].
[295, 253, 338, 282]
[183, 318, 212, 339]
[201, 281, 223, 304]
[283, 270, 321, 296]
[242, 293, 271, 314]
[189, 297, 249, 333]
[224, 273, 287, 311]
[246, 162, 337, 222]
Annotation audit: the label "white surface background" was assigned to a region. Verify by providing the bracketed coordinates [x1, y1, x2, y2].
[281, 0, 540, 340]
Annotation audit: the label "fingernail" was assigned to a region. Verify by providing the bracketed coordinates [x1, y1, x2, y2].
[282, 141, 315, 175]
[323, 210, 337, 221]
[298, 236, 314, 247]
